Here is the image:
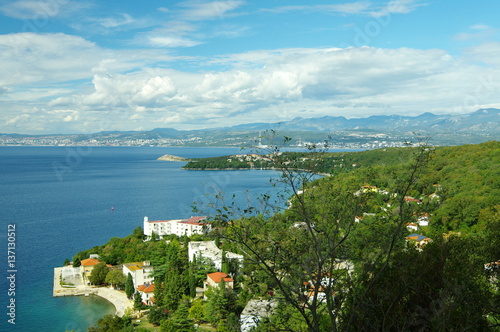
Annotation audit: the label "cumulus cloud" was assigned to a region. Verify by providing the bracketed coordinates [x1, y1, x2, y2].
[0, 33, 101, 85]
[47, 46, 495, 130]
[3, 40, 500, 133]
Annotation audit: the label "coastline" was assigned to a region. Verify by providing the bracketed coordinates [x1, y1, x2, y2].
[53, 267, 133, 317]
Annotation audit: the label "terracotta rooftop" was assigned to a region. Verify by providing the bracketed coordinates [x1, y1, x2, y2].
[81, 258, 101, 267]
[137, 283, 155, 293]
[179, 216, 208, 225]
[207, 272, 234, 283]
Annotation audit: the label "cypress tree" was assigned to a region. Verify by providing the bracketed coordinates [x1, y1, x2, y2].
[172, 298, 195, 331]
[125, 272, 135, 299]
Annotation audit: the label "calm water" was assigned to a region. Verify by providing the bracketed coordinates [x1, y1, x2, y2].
[0, 146, 282, 332]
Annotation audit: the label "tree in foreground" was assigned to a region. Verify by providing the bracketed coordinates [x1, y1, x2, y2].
[210, 135, 498, 331]
[204, 281, 229, 327]
[169, 297, 195, 332]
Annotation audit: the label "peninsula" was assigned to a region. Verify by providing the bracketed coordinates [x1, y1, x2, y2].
[156, 154, 190, 161]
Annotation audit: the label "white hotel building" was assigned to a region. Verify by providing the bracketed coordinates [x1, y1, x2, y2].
[188, 241, 244, 271]
[143, 216, 211, 238]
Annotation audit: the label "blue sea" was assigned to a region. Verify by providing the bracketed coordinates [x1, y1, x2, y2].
[0, 146, 284, 332]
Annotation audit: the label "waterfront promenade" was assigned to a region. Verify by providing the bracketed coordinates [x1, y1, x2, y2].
[53, 267, 133, 317]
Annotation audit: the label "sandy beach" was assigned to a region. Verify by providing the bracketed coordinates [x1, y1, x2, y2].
[53, 267, 133, 317]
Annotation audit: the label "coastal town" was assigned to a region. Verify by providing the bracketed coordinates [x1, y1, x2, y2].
[53, 185, 441, 330]
[0, 131, 426, 150]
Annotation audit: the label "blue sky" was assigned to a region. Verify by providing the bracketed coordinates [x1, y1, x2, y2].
[1, 0, 499, 134]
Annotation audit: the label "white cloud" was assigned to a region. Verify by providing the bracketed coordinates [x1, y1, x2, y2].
[177, 0, 245, 21]
[148, 35, 202, 48]
[96, 13, 135, 28]
[3, 40, 500, 133]
[370, 0, 427, 17]
[0, 33, 101, 85]
[58, 46, 496, 126]
[137, 22, 203, 48]
[0, 0, 91, 19]
[453, 25, 498, 42]
[470, 24, 491, 31]
[5, 113, 31, 125]
[265, 2, 371, 14]
[266, 0, 425, 16]
[463, 42, 500, 66]
[133, 76, 177, 103]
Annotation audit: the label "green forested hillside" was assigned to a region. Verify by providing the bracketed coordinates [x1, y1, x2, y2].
[80, 141, 500, 332]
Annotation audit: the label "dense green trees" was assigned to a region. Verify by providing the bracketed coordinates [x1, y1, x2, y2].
[344, 233, 495, 331]
[105, 269, 126, 290]
[88, 263, 109, 285]
[152, 239, 190, 311]
[72, 257, 81, 268]
[125, 273, 134, 299]
[87, 315, 132, 332]
[79, 140, 499, 331]
[210, 140, 500, 331]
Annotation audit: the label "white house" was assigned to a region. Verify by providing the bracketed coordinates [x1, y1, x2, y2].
[188, 241, 244, 271]
[205, 272, 234, 292]
[122, 261, 154, 288]
[136, 283, 155, 306]
[416, 213, 430, 227]
[143, 216, 211, 238]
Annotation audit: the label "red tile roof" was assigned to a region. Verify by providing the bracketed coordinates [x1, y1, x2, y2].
[137, 283, 155, 293]
[207, 272, 233, 283]
[81, 258, 101, 267]
[179, 216, 207, 225]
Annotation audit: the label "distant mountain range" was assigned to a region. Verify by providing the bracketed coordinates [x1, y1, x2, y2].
[216, 108, 500, 133]
[1, 109, 498, 147]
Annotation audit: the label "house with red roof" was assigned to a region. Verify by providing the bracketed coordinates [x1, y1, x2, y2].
[405, 233, 432, 251]
[80, 258, 102, 281]
[404, 196, 422, 204]
[205, 272, 234, 292]
[136, 283, 155, 306]
[143, 216, 211, 238]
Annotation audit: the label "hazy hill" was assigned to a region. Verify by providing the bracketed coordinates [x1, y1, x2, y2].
[219, 108, 500, 133]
